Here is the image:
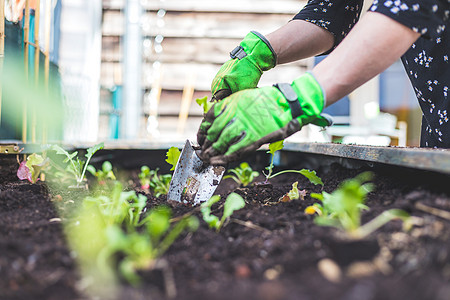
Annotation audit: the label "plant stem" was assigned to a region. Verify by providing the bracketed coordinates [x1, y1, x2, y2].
[350, 209, 409, 239]
[264, 154, 276, 183]
[268, 169, 305, 179]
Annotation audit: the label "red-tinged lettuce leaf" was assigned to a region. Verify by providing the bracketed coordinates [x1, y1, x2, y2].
[17, 154, 50, 183]
[17, 161, 32, 182]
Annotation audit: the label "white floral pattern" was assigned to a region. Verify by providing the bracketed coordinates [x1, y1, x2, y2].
[295, 0, 450, 148]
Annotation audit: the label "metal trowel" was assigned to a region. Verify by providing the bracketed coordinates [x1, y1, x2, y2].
[168, 140, 225, 206]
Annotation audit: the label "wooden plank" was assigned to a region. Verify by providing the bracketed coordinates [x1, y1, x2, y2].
[103, 37, 311, 65]
[103, 0, 306, 14]
[102, 36, 241, 64]
[103, 10, 294, 38]
[101, 61, 309, 91]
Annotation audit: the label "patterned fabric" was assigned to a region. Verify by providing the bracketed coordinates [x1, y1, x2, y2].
[294, 0, 450, 148]
[293, 0, 363, 54]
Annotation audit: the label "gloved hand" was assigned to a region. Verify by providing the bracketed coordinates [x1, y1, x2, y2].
[211, 31, 277, 101]
[198, 72, 333, 165]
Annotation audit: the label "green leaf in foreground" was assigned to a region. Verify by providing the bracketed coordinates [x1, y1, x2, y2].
[201, 193, 245, 232]
[166, 147, 181, 171]
[306, 171, 416, 239]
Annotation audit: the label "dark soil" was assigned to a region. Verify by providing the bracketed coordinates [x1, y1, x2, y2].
[2, 154, 450, 300]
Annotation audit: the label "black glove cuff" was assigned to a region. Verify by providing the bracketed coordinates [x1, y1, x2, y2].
[273, 83, 303, 119]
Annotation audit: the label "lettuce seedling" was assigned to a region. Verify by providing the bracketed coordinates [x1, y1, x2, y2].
[196, 96, 214, 114]
[139, 147, 180, 195]
[279, 181, 308, 202]
[70, 183, 199, 286]
[139, 166, 171, 197]
[17, 153, 49, 183]
[86, 161, 116, 185]
[305, 172, 413, 239]
[139, 165, 152, 190]
[263, 140, 323, 187]
[84, 181, 147, 228]
[201, 192, 245, 232]
[51, 142, 104, 187]
[165, 146, 181, 171]
[224, 162, 259, 187]
[149, 170, 172, 197]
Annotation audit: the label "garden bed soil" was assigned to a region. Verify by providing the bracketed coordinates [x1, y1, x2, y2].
[1, 154, 450, 300]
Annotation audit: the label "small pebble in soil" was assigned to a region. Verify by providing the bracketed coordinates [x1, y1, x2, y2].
[318, 258, 342, 283]
[263, 265, 283, 280]
[234, 264, 252, 278]
[346, 261, 377, 278]
[259, 250, 268, 258]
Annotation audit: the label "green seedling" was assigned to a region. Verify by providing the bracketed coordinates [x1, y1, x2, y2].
[17, 153, 49, 183]
[139, 147, 180, 195]
[51, 142, 104, 187]
[68, 182, 199, 286]
[166, 146, 181, 171]
[201, 193, 245, 232]
[149, 170, 172, 197]
[84, 181, 147, 228]
[263, 140, 323, 186]
[196, 96, 214, 114]
[139, 166, 172, 197]
[87, 161, 116, 185]
[305, 172, 413, 239]
[100, 208, 198, 285]
[224, 162, 259, 187]
[139, 165, 152, 190]
[264, 140, 284, 182]
[279, 181, 308, 202]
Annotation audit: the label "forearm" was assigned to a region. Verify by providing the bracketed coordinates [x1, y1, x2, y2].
[266, 20, 334, 64]
[312, 12, 420, 105]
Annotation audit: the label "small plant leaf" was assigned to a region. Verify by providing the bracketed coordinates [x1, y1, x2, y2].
[222, 193, 245, 220]
[17, 154, 49, 183]
[17, 161, 32, 182]
[267, 140, 284, 155]
[86, 165, 96, 176]
[201, 195, 221, 229]
[287, 181, 299, 200]
[146, 206, 171, 243]
[85, 142, 105, 159]
[299, 169, 324, 186]
[166, 147, 181, 171]
[102, 161, 113, 172]
[196, 96, 214, 114]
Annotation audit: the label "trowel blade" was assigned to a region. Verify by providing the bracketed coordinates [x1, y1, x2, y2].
[168, 140, 225, 205]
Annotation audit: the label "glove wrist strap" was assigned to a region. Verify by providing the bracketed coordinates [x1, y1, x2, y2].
[273, 83, 303, 119]
[230, 45, 247, 59]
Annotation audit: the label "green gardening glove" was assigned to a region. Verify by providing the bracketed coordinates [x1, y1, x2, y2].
[197, 72, 333, 165]
[211, 31, 277, 101]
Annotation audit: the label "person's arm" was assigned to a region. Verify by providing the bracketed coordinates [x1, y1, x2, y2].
[266, 20, 335, 64]
[312, 11, 420, 105]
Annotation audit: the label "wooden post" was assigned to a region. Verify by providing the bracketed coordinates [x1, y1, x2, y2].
[22, 0, 30, 143]
[0, 0, 5, 124]
[42, 0, 51, 144]
[177, 73, 196, 136]
[31, 0, 41, 143]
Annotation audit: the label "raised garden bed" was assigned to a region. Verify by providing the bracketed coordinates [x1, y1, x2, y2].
[1, 148, 450, 300]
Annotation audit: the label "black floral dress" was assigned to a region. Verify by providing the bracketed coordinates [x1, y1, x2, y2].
[294, 0, 450, 148]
